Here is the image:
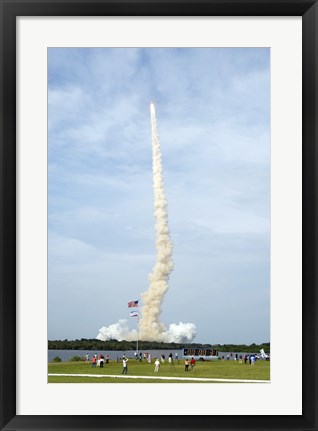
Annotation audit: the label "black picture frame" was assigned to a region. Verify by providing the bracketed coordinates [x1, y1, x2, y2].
[0, 0, 317, 430]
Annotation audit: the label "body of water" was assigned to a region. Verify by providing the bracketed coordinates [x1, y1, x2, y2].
[48, 349, 268, 362]
[48, 349, 184, 362]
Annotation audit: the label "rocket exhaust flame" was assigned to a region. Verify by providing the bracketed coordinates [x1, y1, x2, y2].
[96, 104, 196, 343]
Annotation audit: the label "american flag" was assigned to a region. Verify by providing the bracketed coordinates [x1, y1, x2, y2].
[130, 311, 138, 317]
[128, 300, 138, 308]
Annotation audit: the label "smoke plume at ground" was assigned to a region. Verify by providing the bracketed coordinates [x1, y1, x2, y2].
[96, 104, 196, 343]
[97, 320, 137, 342]
[96, 320, 196, 343]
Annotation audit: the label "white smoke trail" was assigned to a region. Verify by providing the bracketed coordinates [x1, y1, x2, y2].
[96, 103, 197, 344]
[137, 103, 174, 341]
[137, 103, 196, 342]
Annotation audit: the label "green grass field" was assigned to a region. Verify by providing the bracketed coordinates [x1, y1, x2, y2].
[48, 359, 270, 383]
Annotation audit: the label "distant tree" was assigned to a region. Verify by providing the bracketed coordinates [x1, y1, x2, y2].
[48, 339, 269, 353]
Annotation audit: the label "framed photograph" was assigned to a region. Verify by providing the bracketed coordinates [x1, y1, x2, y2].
[1, 1, 317, 430]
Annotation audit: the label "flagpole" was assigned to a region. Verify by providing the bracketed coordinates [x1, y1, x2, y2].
[128, 300, 139, 355]
[137, 314, 139, 354]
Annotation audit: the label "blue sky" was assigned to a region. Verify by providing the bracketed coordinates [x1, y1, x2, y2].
[48, 48, 270, 344]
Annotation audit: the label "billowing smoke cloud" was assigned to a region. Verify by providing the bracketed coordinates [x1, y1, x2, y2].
[162, 322, 197, 343]
[96, 103, 196, 343]
[96, 319, 196, 343]
[96, 319, 137, 341]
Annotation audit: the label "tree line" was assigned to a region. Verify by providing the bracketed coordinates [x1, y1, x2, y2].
[48, 338, 270, 353]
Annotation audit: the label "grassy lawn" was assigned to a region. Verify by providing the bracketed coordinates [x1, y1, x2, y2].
[48, 375, 226, 383]
[48, 359, 270, 383]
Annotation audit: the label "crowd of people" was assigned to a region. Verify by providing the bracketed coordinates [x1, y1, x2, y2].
[85, 351, 188, 374]
[86, 351, 262, 373]
[79, 350, 264, 377]
[221, 353, 259, 365]
[89, 353, 110, 368]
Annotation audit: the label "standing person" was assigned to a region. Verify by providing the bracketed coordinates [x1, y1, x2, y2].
[185, 359, 189, 371]
[175, 353, 179, 363]
[250, 355, 255, 366]
[147, 353, 151, 363]
[85, 354, 89, 363]
[190, 357, 196, 371]
[92, 356, 96, 368]
[154, 358, 160, 373]
[122, 357, 128, 374]
[100, 355, 104, 368]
